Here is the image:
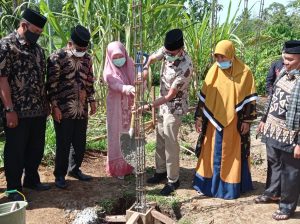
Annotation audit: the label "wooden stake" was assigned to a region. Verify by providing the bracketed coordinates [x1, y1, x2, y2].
[150, 210, 176, 224]
[126, 212, 140, 224]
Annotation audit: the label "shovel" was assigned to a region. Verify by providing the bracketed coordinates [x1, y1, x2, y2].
[120, 113, 136, 167]
[120, 52, 148, 167]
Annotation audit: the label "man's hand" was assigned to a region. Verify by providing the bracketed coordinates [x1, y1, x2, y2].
[132, 104, 150, 114]
[195, 119, 202, 133]
[6, 111, 18, 128]
[256, 121, 265, 134]
[241, 122, 250, 135]
[294, 145, 300, 159]
[52, 107, 62, 123]
[143, 67, 149, 79]
[89, 101, 97, 116]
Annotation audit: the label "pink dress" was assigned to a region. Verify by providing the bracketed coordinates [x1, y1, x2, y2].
[103, 41, 134, 176]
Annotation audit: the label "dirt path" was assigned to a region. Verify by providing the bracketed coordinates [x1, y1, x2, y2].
[0, 97, 300, 223]
[0, 136, 299, 223]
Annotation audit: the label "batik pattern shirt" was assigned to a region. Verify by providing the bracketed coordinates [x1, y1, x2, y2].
[47, 48, 95, 119]
[0, 31, 48, 118]
[152, 47, 193, 116]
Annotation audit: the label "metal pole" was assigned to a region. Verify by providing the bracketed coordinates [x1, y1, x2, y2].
[132, 0, 147, 214]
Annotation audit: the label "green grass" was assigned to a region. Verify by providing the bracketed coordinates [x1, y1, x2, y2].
[181, 113, 194, 125]
[146, 188, 180, 209]
[145, 141, 156, 155]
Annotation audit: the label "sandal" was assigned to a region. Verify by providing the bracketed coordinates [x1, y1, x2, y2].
[272, 210, 294, 221]
[254, 195, 280, 204]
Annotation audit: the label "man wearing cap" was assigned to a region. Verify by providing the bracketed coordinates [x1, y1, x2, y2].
[0, 8, 50, 201]
[255, 40, 300, 220]
[141, 28, 193, 196]
[47, 25, 96, 189]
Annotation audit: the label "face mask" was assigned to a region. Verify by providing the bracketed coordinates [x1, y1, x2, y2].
[217, 61, 232, 70]
[71, 49, 86, 57]
[24, 29, 40, 45]
[113, 57, 126, 67]
[288, 69, 300, 76]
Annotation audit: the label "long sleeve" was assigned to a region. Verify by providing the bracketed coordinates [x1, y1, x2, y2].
[106, 75, 128, 93]
[86, 58, 95, 102]
[194, 98, 204, 121]
[266, 62, 277, 96]
[241, 101, 257, 122]
[46, 54, 60, 106]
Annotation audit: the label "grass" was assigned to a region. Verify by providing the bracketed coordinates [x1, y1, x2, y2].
[145, 141, 156, 155]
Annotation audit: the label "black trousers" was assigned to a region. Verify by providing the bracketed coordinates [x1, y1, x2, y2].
[264, 144, 282, 197]
[53, 119, 87, 178]
[4, 116, 47, 191]
[279, 150, 300, 213]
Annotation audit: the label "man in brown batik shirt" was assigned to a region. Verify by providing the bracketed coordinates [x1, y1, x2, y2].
[47, 25, 96, 189]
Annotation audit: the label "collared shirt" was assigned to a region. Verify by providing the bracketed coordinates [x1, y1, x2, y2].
[46, 48, 95, 119]
[152, 47, 193, 116]
[0, 31, 48, 118]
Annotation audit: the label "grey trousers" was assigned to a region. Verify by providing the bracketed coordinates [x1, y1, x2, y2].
[155, 114, 182, 183]
[264, 144, 281, 197]
[279, 150, 300, 213]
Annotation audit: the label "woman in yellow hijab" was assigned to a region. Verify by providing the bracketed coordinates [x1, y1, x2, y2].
[193, 40, 257, 199]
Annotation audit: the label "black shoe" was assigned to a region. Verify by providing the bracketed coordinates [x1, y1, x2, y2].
[23, 182, 51, 191]
[7, 192, 25, 201]
[147, 172, 167, 184]
[68, 170, 92, 181]
[160, 180, 180, 196]
[55, 177, 67, 189]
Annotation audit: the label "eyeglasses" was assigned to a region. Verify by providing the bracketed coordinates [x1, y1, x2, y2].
[164, 48, 181, 57]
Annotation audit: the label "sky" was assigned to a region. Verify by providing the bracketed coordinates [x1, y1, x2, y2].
[219, 0, 287, 23]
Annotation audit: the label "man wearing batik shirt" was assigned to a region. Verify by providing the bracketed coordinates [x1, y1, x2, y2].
[0, 8, 50, 201]
[47, 25, 97, 189]
[141, 28, 193, 196]
[256, 40, 300, 221]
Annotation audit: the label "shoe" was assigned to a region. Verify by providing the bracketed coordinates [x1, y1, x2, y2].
[272, 209, 294, 221]
[55, 177, 67, 189]
[7, 192, 25, 201]
[147, 172, 167, 184]
[160, 180, 180, 196]
[117, 176, 124, 180]
[23, 182, 51, 191]
[68, 170, 92, 181]
[254, 194, 280, 204]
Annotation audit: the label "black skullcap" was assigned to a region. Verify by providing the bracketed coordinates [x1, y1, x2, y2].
[284, 40, 300, 54]
[22, 8, 47, 29]
[164, 28, 184, 51]
[71, 25, 91, 47]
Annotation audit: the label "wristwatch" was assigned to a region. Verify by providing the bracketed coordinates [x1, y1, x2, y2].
[4, 106, 14, 113]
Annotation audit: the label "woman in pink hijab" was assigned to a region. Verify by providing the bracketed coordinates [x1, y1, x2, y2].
[103, 41, 135, 179]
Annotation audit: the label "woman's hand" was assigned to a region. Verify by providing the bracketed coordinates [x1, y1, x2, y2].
[240, 122, 250, 135]
[195, 119, 202, 133]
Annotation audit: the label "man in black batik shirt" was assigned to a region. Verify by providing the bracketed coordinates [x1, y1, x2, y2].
[47, 25, 96, 189]
[0, 8, 51, 201]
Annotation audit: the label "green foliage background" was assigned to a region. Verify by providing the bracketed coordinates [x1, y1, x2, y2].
[1, 0, 300, 165]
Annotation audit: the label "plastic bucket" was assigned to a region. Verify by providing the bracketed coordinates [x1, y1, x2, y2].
[0, 201, 28, 224]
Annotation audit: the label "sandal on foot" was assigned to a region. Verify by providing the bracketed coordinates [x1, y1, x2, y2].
[254, 195, 280, 204]
[272, 210, 293, 221]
